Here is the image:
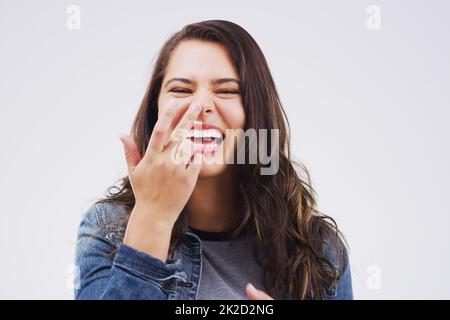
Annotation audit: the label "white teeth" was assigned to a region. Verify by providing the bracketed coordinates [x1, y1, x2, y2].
[187, 129, 223, 139]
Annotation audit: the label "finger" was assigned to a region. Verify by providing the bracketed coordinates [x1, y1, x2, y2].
[175, 101, 203, 131]
[119, 133, 141, 173]
[246, 283, 274, 300]
[168, 102, 202, 145]
[171, 138, 203, 166]
[147, 102, 179, 154]
[186, 150, 203, 174]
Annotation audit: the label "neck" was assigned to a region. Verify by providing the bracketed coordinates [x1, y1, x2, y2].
[185, 167, 237, 232]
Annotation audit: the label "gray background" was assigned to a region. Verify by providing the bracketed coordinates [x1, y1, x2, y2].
[1, 0, 449, 299]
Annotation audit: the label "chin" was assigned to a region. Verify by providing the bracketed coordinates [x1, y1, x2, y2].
[198, 162, 229, 178]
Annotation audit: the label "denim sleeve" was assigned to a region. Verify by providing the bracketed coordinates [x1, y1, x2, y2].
[74, 203, 186, 300]
[324, 241, 354, 300]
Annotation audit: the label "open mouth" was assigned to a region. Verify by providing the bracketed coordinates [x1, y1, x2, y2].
[188, 129, 224, 144]
[187, 128, 224, 154]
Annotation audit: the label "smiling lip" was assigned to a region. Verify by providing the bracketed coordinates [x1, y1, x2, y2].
[188, 122, 224, 154]
[190, 122, 224, 133]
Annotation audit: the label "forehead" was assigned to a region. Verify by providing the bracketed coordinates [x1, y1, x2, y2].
[164, 40, 239, 80]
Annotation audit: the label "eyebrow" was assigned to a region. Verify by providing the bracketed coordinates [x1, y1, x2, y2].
[164, 77, 240, 88]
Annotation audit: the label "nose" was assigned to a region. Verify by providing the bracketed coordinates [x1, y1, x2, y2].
[193, 88, 215, 117]
[201, 103, 213, 115]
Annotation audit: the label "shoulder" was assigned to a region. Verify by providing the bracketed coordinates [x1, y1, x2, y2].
[78, 200, 130, 244]
[310, 215, 349, 273]
[322, 237, 353, 299]
[323, 237, 349, 272]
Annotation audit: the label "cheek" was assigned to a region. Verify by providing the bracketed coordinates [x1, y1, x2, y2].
[217, 101, 245, 129]
[157, 94, 177, 114]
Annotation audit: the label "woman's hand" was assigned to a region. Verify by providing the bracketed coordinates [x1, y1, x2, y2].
[119, 101, 204, 261]
[246, 283, 274, 300]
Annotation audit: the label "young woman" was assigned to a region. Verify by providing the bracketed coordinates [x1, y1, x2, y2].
[74, 20, 353, 300]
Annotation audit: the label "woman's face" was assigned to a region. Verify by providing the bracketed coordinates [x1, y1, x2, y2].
[158, 39, 245, 177]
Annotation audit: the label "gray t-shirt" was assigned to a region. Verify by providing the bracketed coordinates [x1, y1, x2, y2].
[190, 228, 266, 300]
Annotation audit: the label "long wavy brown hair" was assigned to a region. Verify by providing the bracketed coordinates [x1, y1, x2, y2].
[95, 20, 348, 300]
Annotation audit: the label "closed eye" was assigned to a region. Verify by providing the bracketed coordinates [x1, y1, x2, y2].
[169, 88, 240, 95]
[216, 89, 240, 94]
[170, 88, 192, 94]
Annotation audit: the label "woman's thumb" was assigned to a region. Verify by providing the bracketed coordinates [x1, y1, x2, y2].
[118, 133, 141, 172]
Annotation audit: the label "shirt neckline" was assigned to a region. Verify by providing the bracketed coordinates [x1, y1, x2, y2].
[188, 227, 232, 242]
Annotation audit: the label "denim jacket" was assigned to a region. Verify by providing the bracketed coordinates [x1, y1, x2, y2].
[74, 201, 353, 300]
